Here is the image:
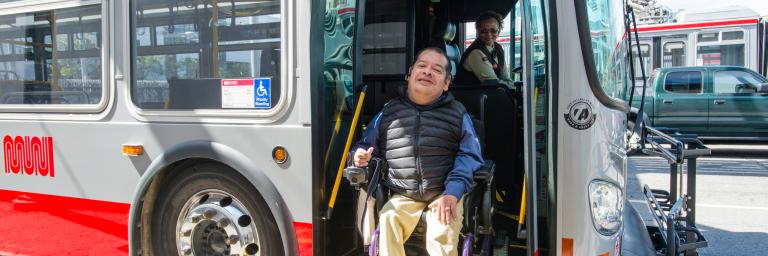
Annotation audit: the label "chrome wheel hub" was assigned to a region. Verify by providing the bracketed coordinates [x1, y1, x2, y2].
[176, 189, 260, 256]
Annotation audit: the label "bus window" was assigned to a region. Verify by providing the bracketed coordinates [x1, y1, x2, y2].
[512, 4, 522, 81]
[0, 5, 103, 106]
[632, 44, 650, 79]
[362, 19, 407, 75]
[662, 41, 686, 67]
[130, 0, 281, 110]
[465, 15, 514, 79]
[696, 30, 746, 67]
[584, 0, 628, 101]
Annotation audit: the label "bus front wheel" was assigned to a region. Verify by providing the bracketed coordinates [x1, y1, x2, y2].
[151, 162, 283, 255]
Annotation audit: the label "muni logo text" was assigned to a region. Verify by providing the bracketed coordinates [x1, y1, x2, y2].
[2, 135, 55, 177]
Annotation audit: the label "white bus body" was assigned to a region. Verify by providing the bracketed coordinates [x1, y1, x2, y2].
[0, 0, 693, 255]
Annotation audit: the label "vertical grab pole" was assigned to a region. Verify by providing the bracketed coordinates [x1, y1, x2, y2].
[326, 85, 368, 220]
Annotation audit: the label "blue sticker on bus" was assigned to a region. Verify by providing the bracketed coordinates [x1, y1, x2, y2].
[254, 78, 271, 109]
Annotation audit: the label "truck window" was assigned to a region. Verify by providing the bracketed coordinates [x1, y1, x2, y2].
[714, 70, 767, 94]
[664, 71, 702, 94]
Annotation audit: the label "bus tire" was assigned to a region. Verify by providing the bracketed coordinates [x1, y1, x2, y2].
[151, 162, 283, 256]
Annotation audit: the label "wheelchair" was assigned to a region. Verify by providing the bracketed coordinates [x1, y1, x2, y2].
[344, 157, 496, 256]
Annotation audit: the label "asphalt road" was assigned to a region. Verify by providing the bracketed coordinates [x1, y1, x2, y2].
[627, 143, 768, 256]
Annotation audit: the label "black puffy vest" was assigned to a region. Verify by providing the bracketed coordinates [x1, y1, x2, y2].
[378, 91, 467, 202]
[454, 39, 506, 85]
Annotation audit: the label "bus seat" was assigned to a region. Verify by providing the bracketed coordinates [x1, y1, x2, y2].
[168, 78, 221, 109]
[451, 84, 524, 218]
[0, 90, 89, 104]
[260, 48, 280, 82]
[432, 21, 460, 76]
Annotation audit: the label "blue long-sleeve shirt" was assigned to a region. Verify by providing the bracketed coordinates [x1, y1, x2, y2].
[353, 111, 484, 199]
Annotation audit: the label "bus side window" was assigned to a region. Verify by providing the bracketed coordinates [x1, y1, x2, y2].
[0, 5, 103, 106]
[130, 0, 282, 110]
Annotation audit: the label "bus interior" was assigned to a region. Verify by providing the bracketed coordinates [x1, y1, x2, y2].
[320, 0, 553, 255]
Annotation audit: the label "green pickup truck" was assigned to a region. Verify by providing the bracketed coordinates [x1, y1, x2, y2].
[632, 66, 768, 140]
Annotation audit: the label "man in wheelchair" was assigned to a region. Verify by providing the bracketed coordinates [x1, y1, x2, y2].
[350, 47, 485, 256]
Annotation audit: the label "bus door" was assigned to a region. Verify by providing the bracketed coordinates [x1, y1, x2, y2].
[519, 0, 555, 254]
[317, 0, 364, 255]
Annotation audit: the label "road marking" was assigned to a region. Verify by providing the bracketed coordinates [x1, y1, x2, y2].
[629, 199, 768, 211]
[697, 203, 768, 211]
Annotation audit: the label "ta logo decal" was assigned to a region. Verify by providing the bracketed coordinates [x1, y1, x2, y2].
[564, 98, 596, 130]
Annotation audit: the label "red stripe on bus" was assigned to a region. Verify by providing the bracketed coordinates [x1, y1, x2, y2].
[338, 8, 355, 15]
[0, 189, 315, 255]
[294, 221, 313, 256]
[632, 18, 758, 32]
[0, 188, 130, 255]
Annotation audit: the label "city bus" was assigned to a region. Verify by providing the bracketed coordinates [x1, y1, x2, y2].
[629, 6, 767, 92]
[0, 0, 705, 255]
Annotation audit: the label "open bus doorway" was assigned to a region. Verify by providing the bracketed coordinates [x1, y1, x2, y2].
[318, 0, 554, 255]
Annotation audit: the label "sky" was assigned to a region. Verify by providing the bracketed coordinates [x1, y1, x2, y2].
[659, 0, 768, 16]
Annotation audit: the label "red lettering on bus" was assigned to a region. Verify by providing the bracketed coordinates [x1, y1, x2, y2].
[2, 135, 54, 177]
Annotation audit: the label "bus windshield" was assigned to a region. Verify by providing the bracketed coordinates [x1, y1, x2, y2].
[584, 0, 629, 101]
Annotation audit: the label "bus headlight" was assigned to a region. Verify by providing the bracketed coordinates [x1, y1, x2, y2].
[588, 180, 623, 235]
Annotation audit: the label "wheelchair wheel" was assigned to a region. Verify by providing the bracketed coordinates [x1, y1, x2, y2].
[462, 233, 473, 256]
[369, 228, 380, 256]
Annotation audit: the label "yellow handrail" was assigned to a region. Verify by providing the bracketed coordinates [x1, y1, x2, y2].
[326, 86, 367, 219]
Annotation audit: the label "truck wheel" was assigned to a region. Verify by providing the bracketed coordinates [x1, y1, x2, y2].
[151, 162, 283, 256]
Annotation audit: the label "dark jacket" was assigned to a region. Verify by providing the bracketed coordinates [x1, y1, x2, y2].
[455, 39, 506, 85]
[376, 90, 468, 201]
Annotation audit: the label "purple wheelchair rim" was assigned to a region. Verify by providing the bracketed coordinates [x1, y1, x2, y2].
[369, 229, 380, 256]
[462, 233, 473, 256]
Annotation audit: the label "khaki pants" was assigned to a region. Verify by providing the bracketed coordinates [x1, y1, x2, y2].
[378, 194, 464, 256]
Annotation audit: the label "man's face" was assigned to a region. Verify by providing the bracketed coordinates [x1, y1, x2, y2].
[477, 19, 500, 47]
[407, 50, 451, 105]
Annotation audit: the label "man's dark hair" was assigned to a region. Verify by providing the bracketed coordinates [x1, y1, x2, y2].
[475, 11, 504, 31]
[412, 46, 452, 80]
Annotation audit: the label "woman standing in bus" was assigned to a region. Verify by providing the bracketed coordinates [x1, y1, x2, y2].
[455, 11, 513, 86]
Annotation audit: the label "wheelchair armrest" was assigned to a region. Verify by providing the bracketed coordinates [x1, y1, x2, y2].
[343, 166, 368, 189]
[463, 160, 496, 236]
[344, 157, 387, 190]
[473, 160, 495, 183]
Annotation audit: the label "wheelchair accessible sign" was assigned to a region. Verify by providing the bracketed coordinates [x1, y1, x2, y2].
[221, 78, 271, 109]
